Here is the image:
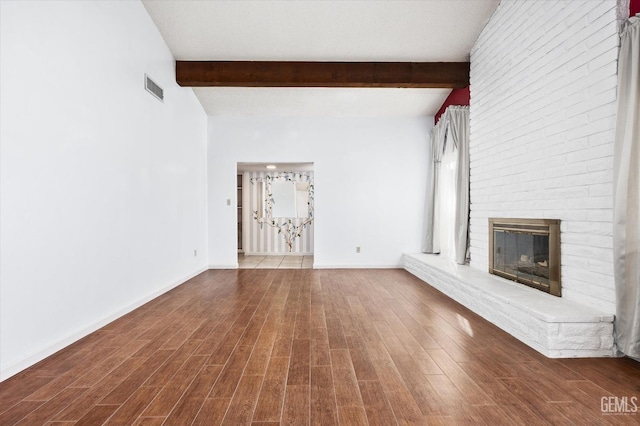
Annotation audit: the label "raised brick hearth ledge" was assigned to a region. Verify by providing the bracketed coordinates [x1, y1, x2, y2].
[403, 253, 615, 358]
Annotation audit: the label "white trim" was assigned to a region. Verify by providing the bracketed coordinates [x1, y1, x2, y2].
[208, 264, 239, 269]
[0, 267, 207, 382]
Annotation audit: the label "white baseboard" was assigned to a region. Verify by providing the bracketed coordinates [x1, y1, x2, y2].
[208, 264, 239, 269]
[0, 266, 207, 382]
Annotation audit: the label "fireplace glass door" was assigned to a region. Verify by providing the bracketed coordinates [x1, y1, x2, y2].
[489, 219, 560, 296]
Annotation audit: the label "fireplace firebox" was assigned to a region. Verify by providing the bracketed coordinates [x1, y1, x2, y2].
[489, 218, 561, 296]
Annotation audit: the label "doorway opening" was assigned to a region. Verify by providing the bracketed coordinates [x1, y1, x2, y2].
[236, 162, 314, 268]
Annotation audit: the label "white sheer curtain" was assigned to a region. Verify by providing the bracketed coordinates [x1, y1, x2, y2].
[437, 135, 458, 259]
[423, 106, 470, 265]
[448, 107, 471, 264]
[614, 15, 640, 360]
[423, 118, 447, 253]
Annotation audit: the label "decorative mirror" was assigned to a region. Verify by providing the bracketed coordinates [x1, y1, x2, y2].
[258, 180, 310, 219]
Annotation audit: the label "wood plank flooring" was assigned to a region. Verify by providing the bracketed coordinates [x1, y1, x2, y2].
[1, 269, 639, 425]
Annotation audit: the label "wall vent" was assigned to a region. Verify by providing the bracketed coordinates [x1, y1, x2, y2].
[145, 74, 164, 102]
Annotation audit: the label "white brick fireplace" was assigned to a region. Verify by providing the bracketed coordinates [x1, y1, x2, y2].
[405, 0, 620, 357]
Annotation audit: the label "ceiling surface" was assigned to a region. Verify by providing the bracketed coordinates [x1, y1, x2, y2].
[238, 162, 314, 173]
[142, 0, 499, 117]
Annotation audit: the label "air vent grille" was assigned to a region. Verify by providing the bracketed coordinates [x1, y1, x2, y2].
[145, 74, 163, 102]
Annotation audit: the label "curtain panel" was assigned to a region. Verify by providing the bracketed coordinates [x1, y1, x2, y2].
[614, 15, 640, 360]
[423, 117, 447, 253]
[423, 106, 470, 265]
[422, 126, 435, 253]
[447, 107, 471, 264]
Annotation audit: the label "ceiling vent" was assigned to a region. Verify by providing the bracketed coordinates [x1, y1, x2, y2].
[145, 74, 164, 102]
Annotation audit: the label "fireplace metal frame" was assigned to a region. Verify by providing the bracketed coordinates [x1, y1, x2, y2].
[488, 218, 561, 297]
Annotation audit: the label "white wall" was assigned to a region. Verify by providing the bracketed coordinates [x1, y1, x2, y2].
[208, 116, 431, 268]
[0, 1, 208, 380]
[469, 0, 618, 312]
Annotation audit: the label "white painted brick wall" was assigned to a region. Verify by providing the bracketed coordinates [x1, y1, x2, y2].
[469, 0, 619, 313]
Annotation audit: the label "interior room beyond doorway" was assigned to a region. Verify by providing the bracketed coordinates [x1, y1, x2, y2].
[237, 162, 314, 268]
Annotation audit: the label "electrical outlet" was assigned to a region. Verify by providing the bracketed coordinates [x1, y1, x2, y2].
[226, 199, 231, 206]
[356, 246, 361, 253]
[194, 250, 197, 257]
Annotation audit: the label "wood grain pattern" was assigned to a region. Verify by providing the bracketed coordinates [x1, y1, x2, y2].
[176, 61, 470, 88]
[310, 366, 338, 425]
[0, 269, 638, 425]
[252, 358, 289, 422]
[282, 385, 309, 425]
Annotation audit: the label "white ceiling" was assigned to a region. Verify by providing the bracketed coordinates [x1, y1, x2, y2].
[142, 0, 499, 117]
[238, 162, 314, 173]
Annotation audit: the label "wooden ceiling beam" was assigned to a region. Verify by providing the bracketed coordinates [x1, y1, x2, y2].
[176, 61, 469, 88]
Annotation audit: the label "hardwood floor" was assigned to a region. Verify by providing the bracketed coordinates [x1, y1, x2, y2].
[1, 269, 639, 425]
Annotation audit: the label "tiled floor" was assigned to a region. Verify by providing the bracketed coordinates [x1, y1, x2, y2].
[238, 254, 314, 269]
